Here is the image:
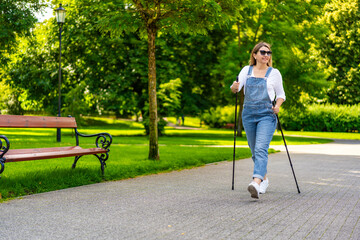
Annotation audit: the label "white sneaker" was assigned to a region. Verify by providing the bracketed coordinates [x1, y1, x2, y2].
[247, 181, 260, 199]
[259, 178, 269, 194]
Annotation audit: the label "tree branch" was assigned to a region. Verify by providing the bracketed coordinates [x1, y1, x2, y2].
[132, 0, 149, 22]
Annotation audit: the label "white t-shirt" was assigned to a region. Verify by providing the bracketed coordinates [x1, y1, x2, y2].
[234, 65, 286, 101]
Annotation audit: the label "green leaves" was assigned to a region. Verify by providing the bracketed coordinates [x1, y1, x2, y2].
[0, 0, 47, 64]
[97, 0, 241, 37]
[319, 0, 360, 105]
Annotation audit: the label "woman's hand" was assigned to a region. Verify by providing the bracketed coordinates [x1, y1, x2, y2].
[272, 106, 280, 114]
[231, 81, 239, 93]
[272, 98, 284, 114]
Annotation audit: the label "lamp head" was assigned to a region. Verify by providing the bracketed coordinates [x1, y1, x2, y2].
[55, 4, 66, 24]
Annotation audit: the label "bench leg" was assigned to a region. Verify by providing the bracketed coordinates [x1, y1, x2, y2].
[72, 155, 84, 169]
[94, 153, 107, 176]
[0, 159, 5, 178]
[73, 154, 107, 176]
[100, 160, 105, 176]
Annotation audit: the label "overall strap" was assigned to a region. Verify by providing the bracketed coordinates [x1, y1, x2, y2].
[247, 65, 253, 78]
[264, 67, 273, 80]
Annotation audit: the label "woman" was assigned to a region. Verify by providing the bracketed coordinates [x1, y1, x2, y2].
[230, 42, 285, 199]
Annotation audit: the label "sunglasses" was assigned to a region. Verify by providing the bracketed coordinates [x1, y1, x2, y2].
[259, 50, 272, 56]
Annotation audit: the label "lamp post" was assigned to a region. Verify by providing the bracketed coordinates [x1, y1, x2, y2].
[55, 4, 66, 142]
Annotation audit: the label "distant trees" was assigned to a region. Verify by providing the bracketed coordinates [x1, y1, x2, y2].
[0, 0, 46, 65]
[319, 0, 360, 105]
[1, 0, 360, 151]
[97, 0, 240, 159]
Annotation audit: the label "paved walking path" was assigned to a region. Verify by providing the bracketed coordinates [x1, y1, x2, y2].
[1, 139, 360, 239]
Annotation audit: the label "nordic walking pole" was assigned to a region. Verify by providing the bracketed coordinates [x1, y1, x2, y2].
[273, 101, 301, 194]
[232, 77, 239, 190]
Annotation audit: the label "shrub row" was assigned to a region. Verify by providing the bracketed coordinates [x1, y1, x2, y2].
[201, 104, 360, 132]
[201, 106, 235, 128]
[279, 104, 360, 132]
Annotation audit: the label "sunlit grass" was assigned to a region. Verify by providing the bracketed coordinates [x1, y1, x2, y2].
[282, 130, 360, 140]
[1, 116, 353, 201]
[0, 145, 253, 201]
[166, 116, 205, 128]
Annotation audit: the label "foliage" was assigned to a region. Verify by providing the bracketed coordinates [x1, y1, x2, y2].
[3, 0, 360, 141]
[161, 29, 236, 115]
[97, 0, 239, 37]
[0, 0, 47, 65]
[201, 105, 235, 128]
[4, 0, 236, 119]
[0, 83, 24, 114]
[97, 0, 242, 160]
[63, 81, 93, 122]
[5, 0, 149, 116]
[201, 103, 360, 133]
[279, 103, 360, 132]
[142, 117, 167, 136]
[157, 78, 182, 117]
[213, 0, 330, 109]
[4, 21, 59, 114]
[319, 0, 360, 105]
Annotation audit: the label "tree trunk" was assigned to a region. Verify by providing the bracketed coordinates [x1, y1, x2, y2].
[147, 25, 160, 160]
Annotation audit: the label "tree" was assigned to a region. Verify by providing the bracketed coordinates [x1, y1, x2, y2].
[319, 0, 360, 105]
[157, 28, 236, 118]
[5, 0, 233, 122]
[0, 0, 46, 65]
[98, 0, 240, 160]
[213, 0, 329, 109]
[6, 0, 150, 117]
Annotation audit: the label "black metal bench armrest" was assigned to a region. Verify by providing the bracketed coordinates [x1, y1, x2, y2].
[75, 129, 112, 150]
[0, 135, 10, 174]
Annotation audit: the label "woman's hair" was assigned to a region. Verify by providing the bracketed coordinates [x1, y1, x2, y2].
[249, 42, 272, 67]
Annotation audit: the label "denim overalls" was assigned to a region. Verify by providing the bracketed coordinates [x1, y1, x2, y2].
[242, 65, 277, 181]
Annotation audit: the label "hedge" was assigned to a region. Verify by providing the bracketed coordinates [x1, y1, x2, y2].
[279, 104, 360, 132]
[201, 104, 360, 132]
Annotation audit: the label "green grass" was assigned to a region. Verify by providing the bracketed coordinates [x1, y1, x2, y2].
[283, 130, 360, 140]
[166, 116, 204, 128]
[1, 116, 353, 201]
[163, 129, 332, 145]
[0, 143, 254, 201]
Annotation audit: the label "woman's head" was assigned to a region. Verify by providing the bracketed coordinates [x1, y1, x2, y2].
[249, 42, 272, 67]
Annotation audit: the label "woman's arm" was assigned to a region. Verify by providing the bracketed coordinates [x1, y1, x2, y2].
[272, 98, 284, 114]
[272, 69, 286, 114]
[230, 66, 249, 93]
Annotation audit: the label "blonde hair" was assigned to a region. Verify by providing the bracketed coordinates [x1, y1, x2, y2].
[249, 42, 272, 67]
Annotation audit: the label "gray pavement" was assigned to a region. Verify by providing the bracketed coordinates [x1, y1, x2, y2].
[1, 139, 360, 239]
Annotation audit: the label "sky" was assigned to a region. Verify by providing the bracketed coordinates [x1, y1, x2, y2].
[35, 5, 55, 22]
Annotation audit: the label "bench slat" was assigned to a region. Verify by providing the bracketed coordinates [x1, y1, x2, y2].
[5, 146, 107, 162]
[0, 115, 77, 128]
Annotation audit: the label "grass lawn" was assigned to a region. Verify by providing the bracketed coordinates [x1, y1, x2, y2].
[283, 130, 360, 140]
[0, 116, 348, 201]
[166, 116, 203, 128]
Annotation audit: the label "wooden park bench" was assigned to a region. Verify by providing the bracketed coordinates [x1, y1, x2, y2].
[0, 115, 112, 178]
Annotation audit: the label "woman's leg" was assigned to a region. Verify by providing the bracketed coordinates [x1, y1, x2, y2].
[252, 114, 277, 181]
[242, 115, 257, 164]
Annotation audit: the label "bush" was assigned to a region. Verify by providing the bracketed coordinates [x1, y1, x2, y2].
[201, 106, 235, 128]
[143, 118, 167, 136]
[279, 104, 360, 132]
[201, 103, 360, 132]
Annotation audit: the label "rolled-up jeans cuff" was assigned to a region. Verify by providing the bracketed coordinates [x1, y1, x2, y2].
[253, 174, 264, 181]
